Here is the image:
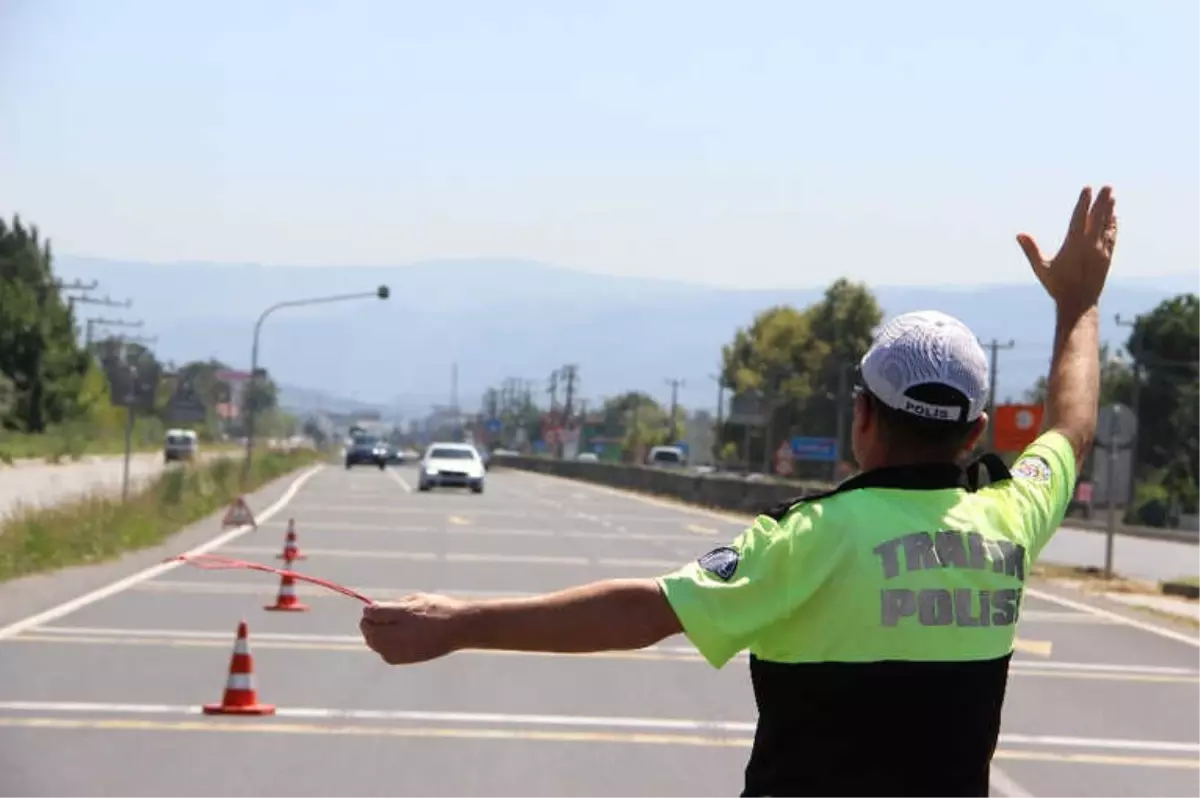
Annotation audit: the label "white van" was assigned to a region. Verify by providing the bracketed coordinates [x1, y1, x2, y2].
[164, 429, 199, 463]
[646, 445, 686, 468]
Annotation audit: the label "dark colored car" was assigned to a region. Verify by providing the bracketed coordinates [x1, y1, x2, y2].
[345, 436, 388, 469]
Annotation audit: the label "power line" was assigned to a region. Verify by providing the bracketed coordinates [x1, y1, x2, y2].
[86, 316, 144, 348]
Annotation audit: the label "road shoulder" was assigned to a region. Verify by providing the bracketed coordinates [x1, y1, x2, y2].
[0, 464, 323, 629]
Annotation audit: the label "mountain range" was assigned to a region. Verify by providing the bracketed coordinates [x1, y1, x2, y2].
[54, 254, 1196, 418]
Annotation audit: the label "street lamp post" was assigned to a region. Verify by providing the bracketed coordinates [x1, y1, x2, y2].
[243, 286, 390, 480]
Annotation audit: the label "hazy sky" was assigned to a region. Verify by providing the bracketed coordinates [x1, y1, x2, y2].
[2, 0, 1196, 289]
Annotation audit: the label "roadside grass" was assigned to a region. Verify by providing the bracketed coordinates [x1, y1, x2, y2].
[0, 450, 322, 583]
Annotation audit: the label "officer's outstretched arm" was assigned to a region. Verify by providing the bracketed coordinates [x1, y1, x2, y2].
[456, 578, 683, 653]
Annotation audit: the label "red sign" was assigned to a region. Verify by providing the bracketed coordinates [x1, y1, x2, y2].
[993, 404, 1045, 453]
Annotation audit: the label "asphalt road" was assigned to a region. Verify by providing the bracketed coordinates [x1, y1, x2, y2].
[0, 463, 1196, 796]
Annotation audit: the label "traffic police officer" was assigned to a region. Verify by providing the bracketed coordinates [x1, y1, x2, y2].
[361, 185, 1118, 797]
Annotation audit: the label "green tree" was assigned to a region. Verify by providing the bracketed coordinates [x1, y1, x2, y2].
[600, 391, 680, 459]
[1025, 343, 1135, 407]
[0, 216, 91, 432]
[1128, 294, 1199, 512]
[718, 279, 883, 469]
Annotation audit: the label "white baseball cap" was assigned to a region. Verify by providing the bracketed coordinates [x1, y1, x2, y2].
[858, 310, 990, 424]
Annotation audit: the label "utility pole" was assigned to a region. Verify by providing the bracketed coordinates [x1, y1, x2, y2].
[710, 373, 724, 464]
[981, 338, 1016, 451]
[1115, 314, 1140, 513]
[547, 369, 560, 411]
[833, 362, 852, 481]
[561, 365, 579, 422]
[665, 377, 685, 443]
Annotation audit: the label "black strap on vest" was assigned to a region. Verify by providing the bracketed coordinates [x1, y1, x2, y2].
[764, 452, 1013, 521]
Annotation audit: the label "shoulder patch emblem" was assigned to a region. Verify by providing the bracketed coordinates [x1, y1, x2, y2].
[698, 546, 740, 581]
[1012, 456, 1051, 484]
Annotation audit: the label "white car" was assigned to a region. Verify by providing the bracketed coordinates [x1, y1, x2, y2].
[418, 442, 486, 493]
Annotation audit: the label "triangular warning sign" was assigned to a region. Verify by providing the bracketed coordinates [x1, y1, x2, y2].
[222, 497, 257, 529]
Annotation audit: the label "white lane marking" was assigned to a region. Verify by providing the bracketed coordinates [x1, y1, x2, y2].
[0, 465, 325, 642]
[989, 764, 1033, 798]
[219, 545, 678, 569]
[1007, 660, 1198, 676]
[0, 700, 754, 733]
[997, 733, 1200, 754]
[512, 469, 751, 525]
[512, 472, 1199, 647]
[259, 518, 705, 543]
[1016, 610, 1114, 624]
[286, 504, 536, 517]
[22, 626, 709, 656]
[384, 468, 412, 493]
[122, 580, 531, 599]
[0, 701, 1195, 757]
[1024, 587, 1200, 648]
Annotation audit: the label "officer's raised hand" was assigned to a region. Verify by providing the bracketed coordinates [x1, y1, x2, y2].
[1016, 185, 1118, 311]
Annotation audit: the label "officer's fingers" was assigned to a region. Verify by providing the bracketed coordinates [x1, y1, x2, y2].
[1067, 185, 1092, 240]
[363, 602, 405, 624]
[1016, 234, 1050, 285]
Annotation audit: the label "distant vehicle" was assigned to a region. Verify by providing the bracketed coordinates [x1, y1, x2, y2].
[576, 452, 599, 462]
[164, 429, 199, 463]
[419, 442, 486, 493]
[345, 435, 389, 470]
[646, 445, 686, 468]
[492, 448, 519, 458]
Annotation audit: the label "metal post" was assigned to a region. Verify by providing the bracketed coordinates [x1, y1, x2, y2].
[242, 287, 389, 481]
[121, 365, 137, 501]
[243, 313, 266, 482]
[834, 363, 850, 482]
[1103, 406, 1118, 580]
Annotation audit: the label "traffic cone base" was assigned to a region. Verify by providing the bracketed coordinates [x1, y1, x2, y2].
[203, 702, 276, 716]
[264, 601, 310, 612]
[205, 621, 275, 715]
[264, 572, 310, 612]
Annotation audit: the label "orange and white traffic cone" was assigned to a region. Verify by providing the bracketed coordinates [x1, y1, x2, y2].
[276, 519, 306, 562]
[264, 571, 310, 612]
[203, 620, 275, 716]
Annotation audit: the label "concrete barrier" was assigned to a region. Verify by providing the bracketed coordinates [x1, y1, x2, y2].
[492, 456, 832, 515]
[493, 455, 1199, 545]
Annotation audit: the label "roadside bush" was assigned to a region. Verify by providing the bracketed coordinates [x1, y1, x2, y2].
[0, 449, 321, 582]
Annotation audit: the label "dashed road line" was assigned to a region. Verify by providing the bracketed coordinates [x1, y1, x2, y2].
[219, 545, 678, 569]
[0, 703, 1194, 768]
[384, 468, 412, 493]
